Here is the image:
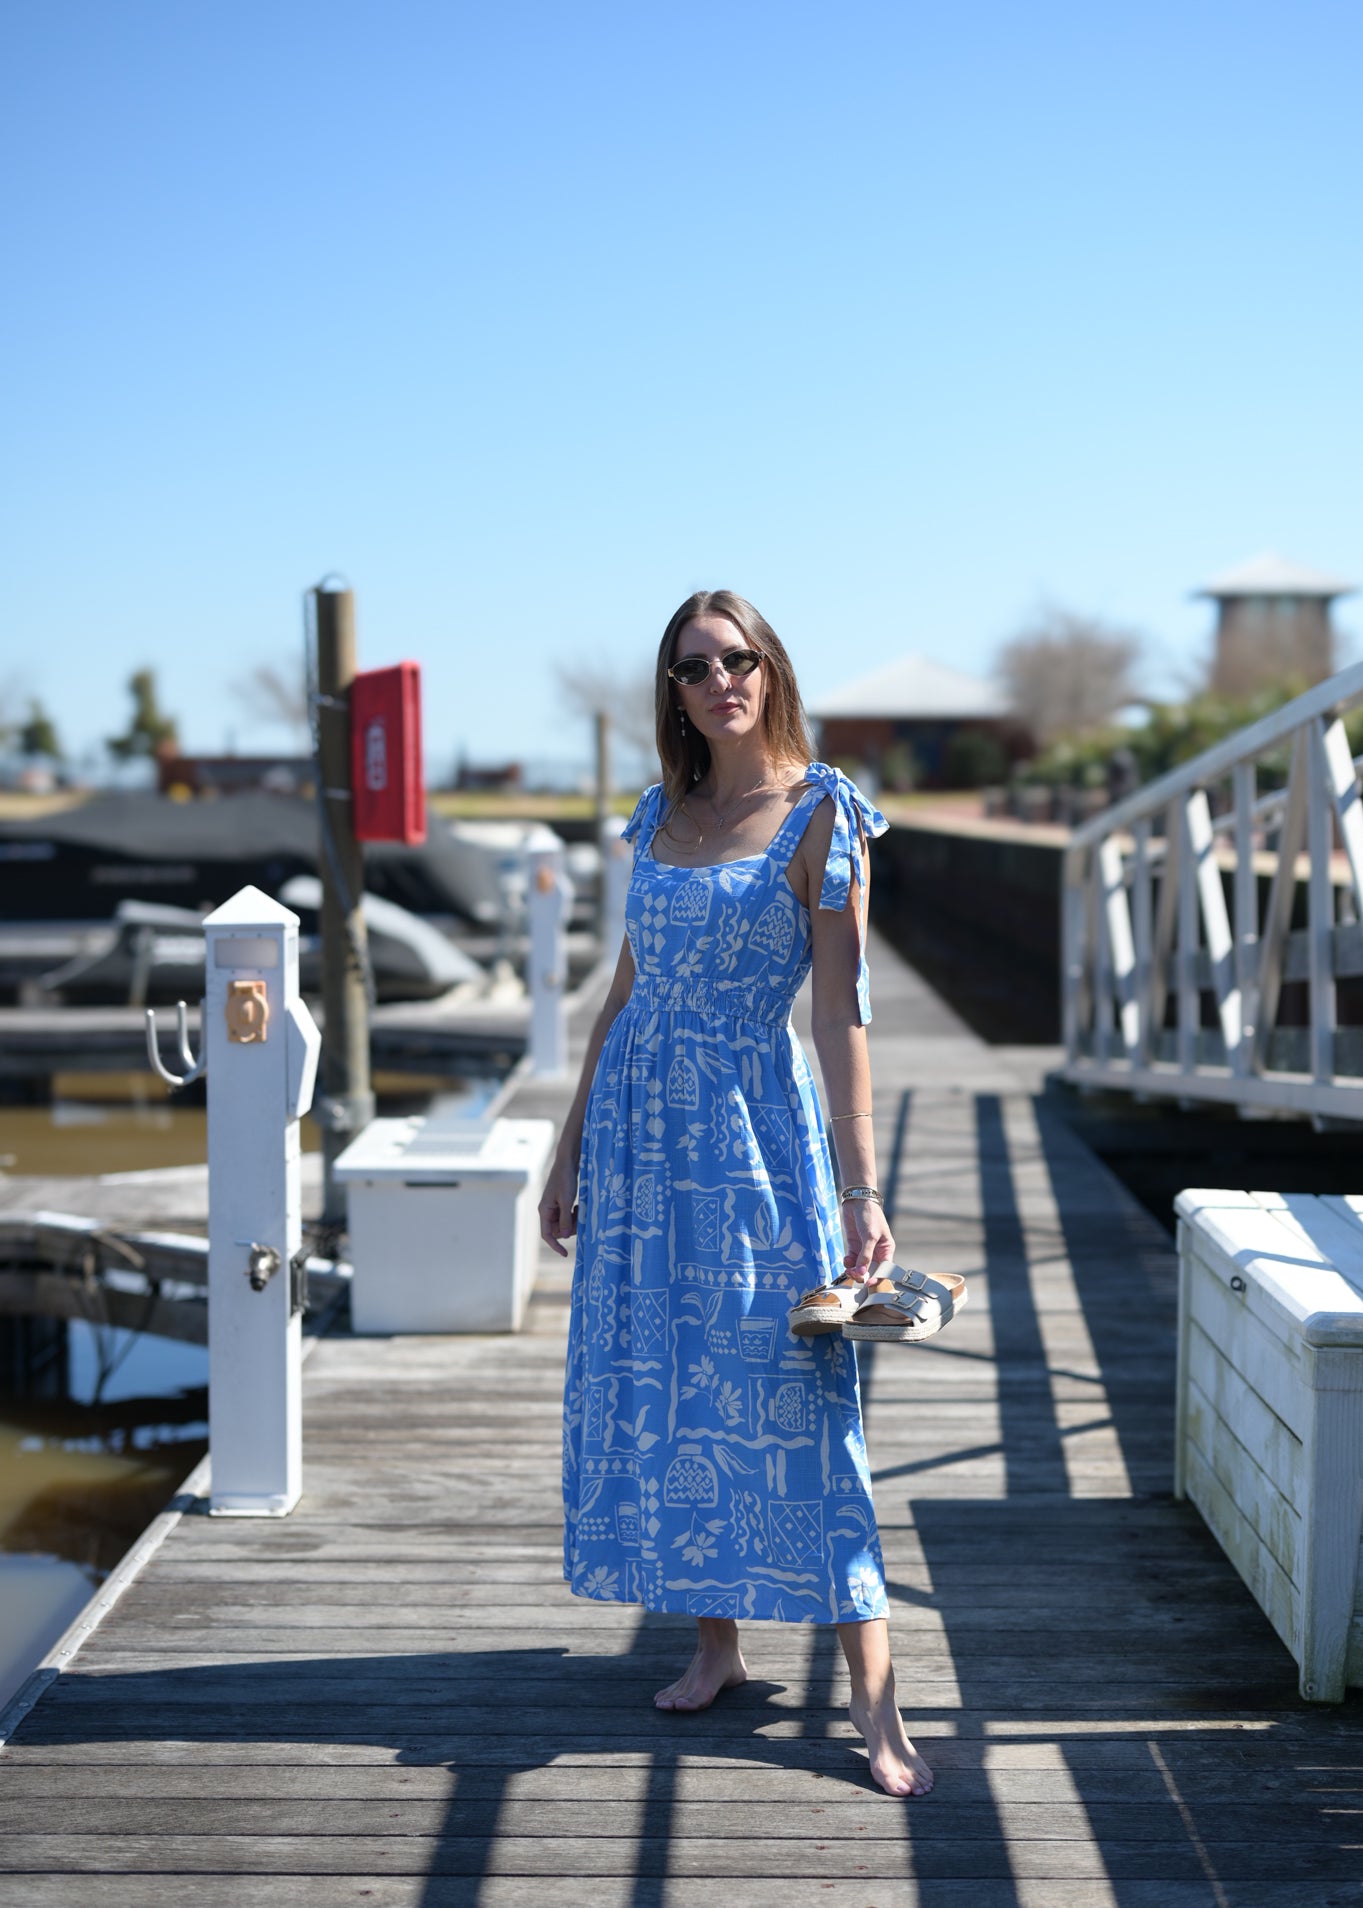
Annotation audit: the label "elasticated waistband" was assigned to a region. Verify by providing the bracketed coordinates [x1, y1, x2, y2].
[626, 973, 793, 1027]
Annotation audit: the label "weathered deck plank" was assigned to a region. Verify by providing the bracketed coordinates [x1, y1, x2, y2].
[2, 929, 1360, 1904]
[0, 1884, 1352, 1908]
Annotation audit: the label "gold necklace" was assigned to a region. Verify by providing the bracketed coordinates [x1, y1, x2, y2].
[663, 774, 789, 852]
[674, 799, 705, 848]
[701, 777, 784, 832]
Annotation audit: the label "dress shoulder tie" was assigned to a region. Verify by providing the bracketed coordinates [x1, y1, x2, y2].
[621, 783, 664, 861]
[801, 762, 888, 1024]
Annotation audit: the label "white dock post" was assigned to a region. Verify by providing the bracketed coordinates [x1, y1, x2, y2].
[527, 845, 572, 1080]
[199, 886, 320, 1515]
[600, 814, 630, 967]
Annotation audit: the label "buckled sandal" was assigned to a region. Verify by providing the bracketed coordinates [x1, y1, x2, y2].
[787, 1272, 865, 1337]
[841, 1266, 968, 1343]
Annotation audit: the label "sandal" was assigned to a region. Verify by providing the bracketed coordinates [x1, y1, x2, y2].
[841, 1266, 968, 1343]
[787, 1272, 865, 1337]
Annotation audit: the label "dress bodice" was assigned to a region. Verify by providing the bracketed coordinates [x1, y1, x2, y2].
[620, 762, 887, 1025]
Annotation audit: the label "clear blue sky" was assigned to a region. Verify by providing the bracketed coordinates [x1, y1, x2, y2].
[3, 0, 1360, 779]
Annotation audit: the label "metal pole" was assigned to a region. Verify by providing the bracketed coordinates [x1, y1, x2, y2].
[313, 586, 374, 1222]
[527, 845, 572, 1080]
[594, 709, 612, 943]
[594, 710, 611, 837]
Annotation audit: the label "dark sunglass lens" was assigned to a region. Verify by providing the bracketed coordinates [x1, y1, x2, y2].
[726, 650, 761, 676]
[671, 659, 709, 685]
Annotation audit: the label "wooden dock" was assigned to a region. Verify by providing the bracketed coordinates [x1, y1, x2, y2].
[0, 930, 1359, 1904]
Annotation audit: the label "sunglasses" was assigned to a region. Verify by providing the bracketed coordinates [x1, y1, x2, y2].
[667, 648, 763, 688]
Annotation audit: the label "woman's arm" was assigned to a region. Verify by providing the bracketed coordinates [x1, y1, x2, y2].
[537, 934, 636, 1257]
[795, 801, 895, 1280]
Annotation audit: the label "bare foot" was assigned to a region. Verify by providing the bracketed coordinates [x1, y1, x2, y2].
[849, 1691, 934, 1796]
[653, 1641, 748, 1712]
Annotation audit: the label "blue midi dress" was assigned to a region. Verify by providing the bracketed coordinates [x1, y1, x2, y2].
[561, 762, 892, 1625]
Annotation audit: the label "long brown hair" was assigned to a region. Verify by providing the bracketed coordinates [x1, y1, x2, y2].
[654, 590, 815, 804]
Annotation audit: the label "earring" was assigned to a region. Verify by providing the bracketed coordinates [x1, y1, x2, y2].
[678, 707, 686, 733]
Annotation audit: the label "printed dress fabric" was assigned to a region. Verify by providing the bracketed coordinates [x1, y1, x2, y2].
[562, 762, 892, 1623]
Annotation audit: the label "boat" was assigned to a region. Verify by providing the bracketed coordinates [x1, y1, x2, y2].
[19, 887, 488, 1008]
[0, 791, 573, 928]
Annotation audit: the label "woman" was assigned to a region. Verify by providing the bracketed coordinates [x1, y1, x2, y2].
[539, 589, 942, 1798]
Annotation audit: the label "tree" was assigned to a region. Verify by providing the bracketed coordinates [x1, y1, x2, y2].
[0, 673, 24, 749]
[554, 660, 659, 780]
[107, 668, 179, 761]
[998, 607, 1142, 748]
[18, 698, 60, 759]
[230, 662, 310, 743]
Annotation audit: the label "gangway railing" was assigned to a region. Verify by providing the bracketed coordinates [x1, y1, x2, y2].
[1062, 659, 1363, 1120]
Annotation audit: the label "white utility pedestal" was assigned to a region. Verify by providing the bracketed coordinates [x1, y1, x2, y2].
[334, 1112, 554, 1334]
[527, 845, 572, 1080]
[600, 814, 630, 964]
[1175, 1188, 1363, 1701]
[202, 886, 320, 1515]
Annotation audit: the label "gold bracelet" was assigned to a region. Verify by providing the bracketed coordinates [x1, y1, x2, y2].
[829, 1111, 872, 1121]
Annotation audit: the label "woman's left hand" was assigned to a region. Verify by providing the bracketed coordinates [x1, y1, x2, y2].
[841, 1197, 896, 1281]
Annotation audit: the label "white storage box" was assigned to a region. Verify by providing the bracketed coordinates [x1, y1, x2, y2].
[1175, 1188, 1363, 1701]
[334, 1113, 554, 1334]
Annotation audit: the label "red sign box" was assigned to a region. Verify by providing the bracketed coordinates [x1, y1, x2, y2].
[350, 662, 426, 844]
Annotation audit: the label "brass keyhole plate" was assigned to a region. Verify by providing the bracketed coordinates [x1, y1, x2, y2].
[226, 979, 270, 1044]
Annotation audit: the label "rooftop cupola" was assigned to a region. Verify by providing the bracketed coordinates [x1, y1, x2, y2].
[1197, 552, 1355, 697]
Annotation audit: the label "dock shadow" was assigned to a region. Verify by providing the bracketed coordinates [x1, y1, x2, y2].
[8, 1622, 893, 1904]
[905, 1494, 1363, 1904]
[1029, 1091, 1182, 1495]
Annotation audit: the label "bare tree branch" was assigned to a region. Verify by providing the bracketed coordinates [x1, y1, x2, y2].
[998, 605, 1143, 747]
[554, 662, 658, 776]
[230, 663, 310, 742]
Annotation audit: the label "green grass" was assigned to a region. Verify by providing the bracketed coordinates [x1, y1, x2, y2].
[427, 789, 642, 821]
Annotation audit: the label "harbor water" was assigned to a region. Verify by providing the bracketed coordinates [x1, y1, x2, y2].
[0, 1075, 496, 1713]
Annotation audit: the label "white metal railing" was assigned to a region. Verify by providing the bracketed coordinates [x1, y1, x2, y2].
[1062, 659, 1363, 1120]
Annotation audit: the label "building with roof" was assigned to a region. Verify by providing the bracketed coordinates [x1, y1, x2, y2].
[155, 751, 316, 799]
[809, 655, 1023, 790]
[1198, 552, 1356, 697]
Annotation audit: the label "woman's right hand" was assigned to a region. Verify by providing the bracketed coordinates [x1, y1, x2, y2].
[538, 1150, 580, 1257]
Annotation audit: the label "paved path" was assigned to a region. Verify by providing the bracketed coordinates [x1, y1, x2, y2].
[0, 933, 1359, 1905]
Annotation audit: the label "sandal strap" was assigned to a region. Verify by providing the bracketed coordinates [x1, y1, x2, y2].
[878, 1289, 936, 1321]
[860, 1277, 952, 1322]
[795, 1278, 856, 1307]
[894, 1268, 962, 1299]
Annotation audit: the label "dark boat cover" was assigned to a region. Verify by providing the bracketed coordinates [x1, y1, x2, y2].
[0, 792, 480, 922]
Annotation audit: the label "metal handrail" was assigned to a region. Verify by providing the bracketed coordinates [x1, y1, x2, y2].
[1130, 756, 1363, 860]
[1206, 752, 1363, 838]
[1061, 659, 1363, 1121]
